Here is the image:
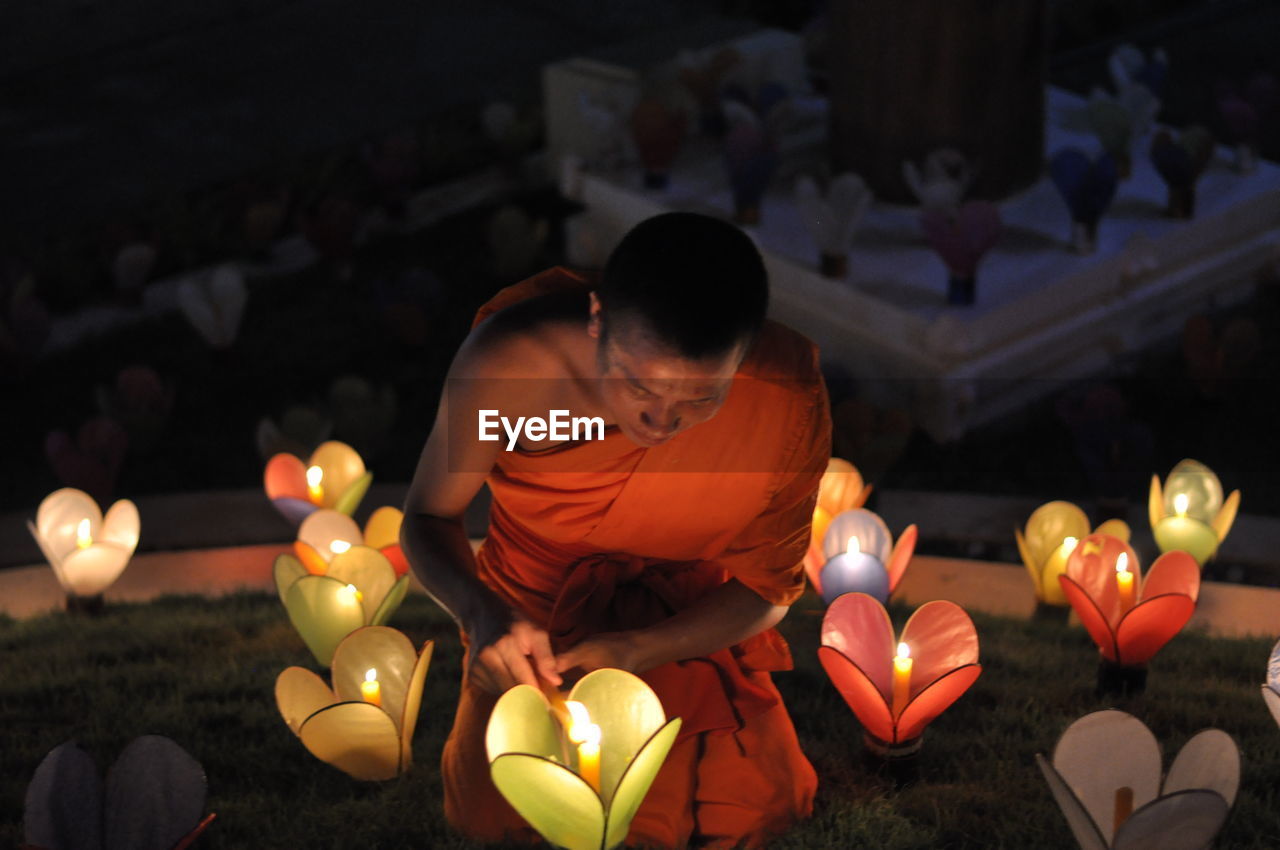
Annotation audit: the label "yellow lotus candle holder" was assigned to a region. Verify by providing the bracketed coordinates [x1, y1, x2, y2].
[804, 457, 873, 586]
[485, 668, 682, 850]
[1149, 458, 1239, 565]
[264, 439, 372, 526]
[294, 506, 410, 578]
[276, 626, 433, 781]
[1016, 500, 1130, 608]
[274, 545, 409, 666]
[28, 487, 140, 611]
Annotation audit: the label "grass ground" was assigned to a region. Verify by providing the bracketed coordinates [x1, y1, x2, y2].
[2, 587, 1276, 848]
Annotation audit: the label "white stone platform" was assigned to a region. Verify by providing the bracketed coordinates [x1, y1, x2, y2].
[565, 87, 1280, 440]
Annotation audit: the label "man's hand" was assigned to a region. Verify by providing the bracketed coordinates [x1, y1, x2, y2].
[554, 631, 645, 678]
[469, 618, 562, 695]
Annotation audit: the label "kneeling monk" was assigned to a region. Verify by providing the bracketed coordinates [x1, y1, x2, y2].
[402, 211, 830, 848]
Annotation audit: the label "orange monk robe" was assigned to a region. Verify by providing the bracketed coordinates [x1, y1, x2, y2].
[443, 267, 831, 848]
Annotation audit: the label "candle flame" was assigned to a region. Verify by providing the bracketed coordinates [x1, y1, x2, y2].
[329, 540, 351, 554]
[306, 465, 324, 489]
[896, 642, 910, 660]
[365, 668, 377, 683]
[1115, 553, 1129, 575]
[565, 700, 601, 746]
[1173, 493, 1188, 517]
[76, 518, 92, 549]
[847, 536, 860, 556]
[341, 583, 363, 604]
[1062, 536, 1078, 553]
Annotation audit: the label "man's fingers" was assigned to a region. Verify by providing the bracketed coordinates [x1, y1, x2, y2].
[528, 631, 562, 686]
[497, 638, 540, 688]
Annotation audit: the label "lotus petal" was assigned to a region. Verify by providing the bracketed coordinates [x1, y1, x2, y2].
[1015, 527, 1042, 597]
[104, 735, 207, 850]
[1066, 533, 1141, 625]
[1023, 501, 1090, 567]
[36, 487, 102, 562]
[98, 500, 140, 552]
[820, 592, 894, 696]
[1153, 518, 1220, 565]
[273, 552, 309, 601]
[283, 576, 369, 666]
[309, 441, 366, 510]
[364, 506, 403, 550]
[1059, 575, 1119, 662]
[292, 542, 328, 576]
[1140, 552, 1200, 602]
[59, 544, 131, 597]
[1211, 490, 1240, 542]
[397, 641, 434, 766]
[271, 497, 317, 527]
[264, 454, 309, 502]
[326, 546, 397, 621]
[822, 509, 892, 563]
[1036, 753, 1108, 850]
[899, 600, 980, 687]
[1267, 638, 1280, 689]
[298, 703, 401, 781]
[819, 554, 889, 605]
[333, 471, 374, 517]
[603, 719, 682, 850]
[298, 510, 362, 561]
[486, 684, 564, 765]
[1162, 459, 1223, 523]
[567, 668, 669, 805]
[896, 664, 982, 742]
[371, 576, 409, 626]
[24, 741, 103, 850]
[1164, 729, 1239, 806]
[1148, 474, 1165, 528]
[1052, 710, 1162, 842]
[331, 626, 418, 732]
[275, 667, 336, 736]
[1094, 518, 1131, 541]
[490, 754, 604, 850]
[1115, 594, 1195, 666]
[885, 524, 918, 593]
[818, 646, 895, 743]
[1112, 789, 1229, 850]
[27, 519, 68, 582]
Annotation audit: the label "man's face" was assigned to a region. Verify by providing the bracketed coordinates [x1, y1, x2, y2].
[589, 300, 746, 448]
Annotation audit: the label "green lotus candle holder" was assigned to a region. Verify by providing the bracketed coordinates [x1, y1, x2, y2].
[1148, 459, 1239, 566]
[273, 545, 409, 666]
[485, 668, 682, 850]
[276, 626, 433, 781]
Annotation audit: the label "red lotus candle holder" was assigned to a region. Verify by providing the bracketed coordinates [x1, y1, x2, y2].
[1057, 532, 1199, 696]
[818, 592, 981, 760]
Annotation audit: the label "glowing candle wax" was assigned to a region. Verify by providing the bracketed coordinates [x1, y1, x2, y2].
[892, 642, 913, 718]
[565, 700, 602, 794]
[339, 583, 363, 606]
[820, 536, 889, 605]
[306, 465, 325, 505]
[1115, 553, 1135, 612]
[76, 518, 92, 549]
[361, 668, 381, 707]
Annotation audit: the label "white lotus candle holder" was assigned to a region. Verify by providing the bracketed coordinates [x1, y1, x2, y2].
[276, 626, 433, 781]
[1037, 710, 1238, 850]
[1264, 638, 1280, 729]
[486, 668, 682, 850]
[264, 439, 373, 526]
[1148, 458, 1239, 566]
[28, 487, 140, 610]
[274, 544, 409, 667]
[815, 508, 916, 605]
[794, 173, 872, 278]
[294, 506, 410, 578]
[24, 736, 215, 850]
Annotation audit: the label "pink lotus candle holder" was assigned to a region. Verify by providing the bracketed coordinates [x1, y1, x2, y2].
[1037, 710, 1238, 850]
[813, 508, 916, 606]
[1148, 458, 1239, 566]
[803, 458, 872, 588]
[294, 506, 410, 578]
[819, 593, 981, 760]
[1057, 532, 1199, 695]
[264, 439, 372, 526]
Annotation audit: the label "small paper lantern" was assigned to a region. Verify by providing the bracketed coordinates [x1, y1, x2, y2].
[276, 626, 433, 781]
[294, 506, 410, 578]
[1057, 533, 1199, 668]
[804, 458, 872, 587]
[486, 668, 682, 850]
[919, 201, 1003, 306]
[1016, 501, 1131, 607]
[815, 508, 916, 605]
[264, 439, 373, 526]
[1263, 638, 1280, 729]
[27, 488, 140, 602]
[1037, 710, 1238, 850]
[794, 174, 872, 277]
[24, 736, 215, 850]
[819, 593, 981, 755]
[274, 546, 409, 666]
[1148, 459, 1239, 566]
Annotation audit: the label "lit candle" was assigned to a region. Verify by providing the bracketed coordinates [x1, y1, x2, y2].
[1114, 553, 1135, 613]
[1154, 491, 1218, 564]
[329, 539, 351, 555]
[1174, 493, 1188, 518]
[565, 700, 602, 794]
[819, 535, 889, 605]
[339, 583, 363, 605]
[306, 465, 325, 505]
[76, 518, 93, 550]
[361, 668, 381, 707]
[892, 642, 913, 718]
[1114, 785, 1134, 834]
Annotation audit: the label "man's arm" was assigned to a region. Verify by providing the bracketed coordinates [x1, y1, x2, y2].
[401, 331, 562, 694]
